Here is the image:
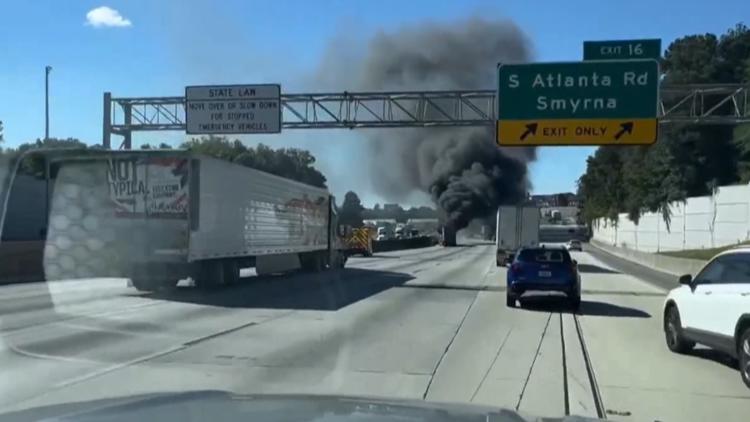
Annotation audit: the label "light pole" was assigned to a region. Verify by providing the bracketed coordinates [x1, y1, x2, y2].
[45, 65, 52, 141]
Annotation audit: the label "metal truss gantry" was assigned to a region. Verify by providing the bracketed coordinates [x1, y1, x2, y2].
[104, 84, 750, 149]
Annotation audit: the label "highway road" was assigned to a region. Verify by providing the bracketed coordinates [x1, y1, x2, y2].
[1, 242, 748, 421]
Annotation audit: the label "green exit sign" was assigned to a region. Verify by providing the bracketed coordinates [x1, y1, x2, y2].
[583, 39, 661, 60]
[496, 59, 659, 146]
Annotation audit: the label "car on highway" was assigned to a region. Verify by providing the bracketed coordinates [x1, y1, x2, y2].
[506, 245, 581, 309]
[663, 247, 750, 388]
[566, 240, 582, 251]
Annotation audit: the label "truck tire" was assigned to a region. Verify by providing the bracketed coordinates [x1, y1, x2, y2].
[196, 260, 224, 289]
[300, 252, 324, 272]
[335, 252, 348, 268]
[130, 278, 152, 292]
[311, 252, 323, 272]
[223, 260, 240, 285]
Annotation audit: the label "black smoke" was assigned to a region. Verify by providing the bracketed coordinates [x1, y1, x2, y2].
[316, 17, 536, 229]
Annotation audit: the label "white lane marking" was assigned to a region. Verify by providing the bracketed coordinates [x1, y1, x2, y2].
[471, 328, 513, 402]
[7, 341, 97, 365]
[55, 321, 169, 339]
[52, 345, 187, 389]
[1, 301, 164, 337]
[41, 310, 296, 391]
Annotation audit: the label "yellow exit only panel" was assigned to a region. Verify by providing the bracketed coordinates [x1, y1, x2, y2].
[496, 118, 657, 146]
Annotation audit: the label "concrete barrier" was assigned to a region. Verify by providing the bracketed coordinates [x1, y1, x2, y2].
[372, 236, 436, 253]
[590, 240, 707, 276]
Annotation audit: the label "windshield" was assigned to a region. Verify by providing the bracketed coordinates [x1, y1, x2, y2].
[1, 2, 749, 422]
[517, 249, 571, 264]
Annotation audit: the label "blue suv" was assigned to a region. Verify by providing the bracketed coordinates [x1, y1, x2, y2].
[506, 245, 581, 309]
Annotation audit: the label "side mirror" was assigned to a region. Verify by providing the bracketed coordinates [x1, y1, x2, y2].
[572, 259, 578, 266]
[678, 274, 693, 285]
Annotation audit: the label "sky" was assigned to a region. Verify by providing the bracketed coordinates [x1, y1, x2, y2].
[0, 0, 746, 206]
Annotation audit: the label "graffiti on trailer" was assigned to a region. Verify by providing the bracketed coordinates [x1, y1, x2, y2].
[274, 194, 328, 246]
[107, 157, 189, 218]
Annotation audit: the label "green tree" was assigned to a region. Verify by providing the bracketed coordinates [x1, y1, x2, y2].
[662, 34, 719, 84]
[715, 24, 750, 83]
[181, 136, 327, 188]
[579, 23, 750, 226]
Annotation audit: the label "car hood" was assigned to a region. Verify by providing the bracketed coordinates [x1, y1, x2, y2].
[1, 391, 604, 422]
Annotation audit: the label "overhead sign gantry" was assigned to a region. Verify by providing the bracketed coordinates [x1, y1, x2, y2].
[104, 85, 748, 150]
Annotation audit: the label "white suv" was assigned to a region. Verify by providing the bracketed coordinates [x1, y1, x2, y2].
[663, 247, 750, 388]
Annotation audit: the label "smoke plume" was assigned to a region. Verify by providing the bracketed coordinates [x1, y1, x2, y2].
[317, 17, 536, 229]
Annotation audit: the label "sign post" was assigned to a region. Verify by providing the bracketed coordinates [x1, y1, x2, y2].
[496, 60, 659, 146]
[583, 39, 661, 61]
[185, 84, 281, 135]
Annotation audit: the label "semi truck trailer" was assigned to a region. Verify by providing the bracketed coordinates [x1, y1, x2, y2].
[495, 206, 540, 266]
[3, 149, 348, 290]
[440, 225, 457, 247]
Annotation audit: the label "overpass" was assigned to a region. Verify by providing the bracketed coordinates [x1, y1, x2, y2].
[103, 84, 750, 148]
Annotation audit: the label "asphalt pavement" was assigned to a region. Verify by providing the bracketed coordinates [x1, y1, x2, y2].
[0, 242, 748, 421]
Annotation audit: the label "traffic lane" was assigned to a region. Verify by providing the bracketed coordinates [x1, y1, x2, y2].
[427, 261, 596, 419]
[1, 249, 434, 406]
[570, 249, 664, 296]
[0, 281, 157, 334]
[347, 243, 485, 270]
[0, 278, 133, 317]
[426, 289, 569, 418]
[0, 246, 447, 333]
[3, 245, 465, 363]
[573, 251, 750, 421]
[1, 245, 488, 411]
[6, 245, 497, 412]
[583, 242, 680, 291]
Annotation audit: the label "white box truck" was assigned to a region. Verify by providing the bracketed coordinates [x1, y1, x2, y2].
[495, 206, 540, 266]
[34, 150, 347, 290]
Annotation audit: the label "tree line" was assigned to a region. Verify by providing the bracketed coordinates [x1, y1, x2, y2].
[0, 135, 328, 189]
[578, 24, 750, 228]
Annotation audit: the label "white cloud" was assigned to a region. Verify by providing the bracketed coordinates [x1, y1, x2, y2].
[85, 6, 132, 28]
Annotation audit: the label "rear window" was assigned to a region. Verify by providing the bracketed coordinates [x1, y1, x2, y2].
[517, 248, 571, 264]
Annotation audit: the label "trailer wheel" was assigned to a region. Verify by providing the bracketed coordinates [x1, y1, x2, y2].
[300, 252, 324, 272]
[312, 252, 324, 272]
[130, 278, 153, 292]
[196, 260, 224, 289]
[223, 260, 240, 285]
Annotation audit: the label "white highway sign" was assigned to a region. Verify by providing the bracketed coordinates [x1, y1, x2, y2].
[185, 84, 281, 134]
